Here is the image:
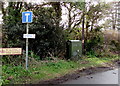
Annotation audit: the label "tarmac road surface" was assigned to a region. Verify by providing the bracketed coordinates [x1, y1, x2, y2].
[63, 68, 119, 85]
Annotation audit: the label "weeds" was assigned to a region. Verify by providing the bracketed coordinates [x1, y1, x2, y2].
[2, 54, 119, 85]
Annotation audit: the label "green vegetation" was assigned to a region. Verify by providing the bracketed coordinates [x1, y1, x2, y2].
[0, 65, 2, 86]
[2, 2, 65, 59]
[1, 1, 120, 85]
[2, 55, 119, 84]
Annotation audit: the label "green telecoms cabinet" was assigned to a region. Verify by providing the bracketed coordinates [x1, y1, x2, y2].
[66, 40, 82, 60]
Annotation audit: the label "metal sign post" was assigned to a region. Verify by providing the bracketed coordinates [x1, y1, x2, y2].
[22, 11, 33, 70]
[26, 23, 29, 70]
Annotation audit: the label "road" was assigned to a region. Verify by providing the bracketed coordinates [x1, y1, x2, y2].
[63, 68, 119, 85]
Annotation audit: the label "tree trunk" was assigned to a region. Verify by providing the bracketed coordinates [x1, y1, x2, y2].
[0, 2, 6, 17]
[86, 21, 89, 40]
[51, 2, 61, 27]
[68, 9, 71, 30]
[91, 20, 94, 32]
[82, 13, 85, 54]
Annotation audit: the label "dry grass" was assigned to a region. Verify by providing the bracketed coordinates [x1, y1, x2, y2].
[101, 29, 120, 54]
[102, 29, 119, 44]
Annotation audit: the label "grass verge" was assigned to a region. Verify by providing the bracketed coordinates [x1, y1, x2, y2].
[2, 55, 119, 84]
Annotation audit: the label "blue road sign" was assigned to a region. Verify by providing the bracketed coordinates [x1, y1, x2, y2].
[22, 11, 33, 23]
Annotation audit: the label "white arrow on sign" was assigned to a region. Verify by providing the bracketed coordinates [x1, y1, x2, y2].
[23, 34, 36, 38]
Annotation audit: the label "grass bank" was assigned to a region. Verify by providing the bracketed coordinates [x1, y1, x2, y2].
[2, 55, 119, 85]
